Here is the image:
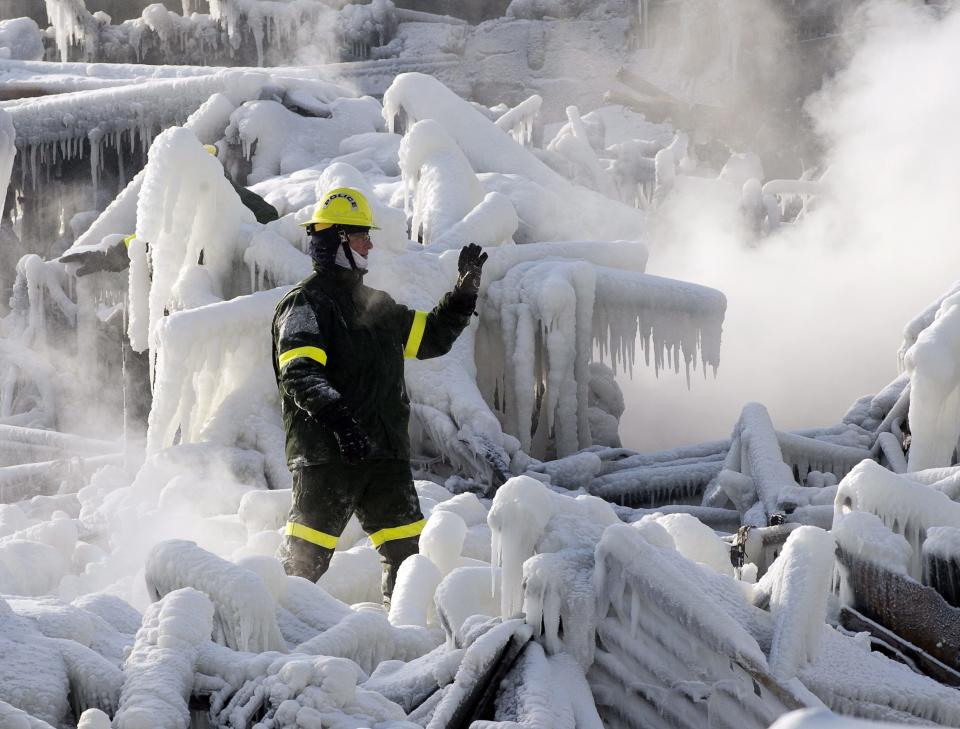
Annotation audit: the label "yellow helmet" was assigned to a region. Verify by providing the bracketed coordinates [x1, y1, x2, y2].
[303, 187, 379, 232]
[203, 144, 218, 156]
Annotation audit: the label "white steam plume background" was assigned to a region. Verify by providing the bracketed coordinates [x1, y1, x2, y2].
[617, 1, 960, 451]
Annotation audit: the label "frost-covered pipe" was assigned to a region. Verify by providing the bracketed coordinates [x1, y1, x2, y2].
[0, 424, 118, 454]
[494, 94, 542, 147]
[115, 587, 214, 729]
[762, 179, 822, 198]
[775, 431, 871, 481]
[145, 539, 286, 653]
[875, 431, 907, 473]
[738, 403, 799, 518]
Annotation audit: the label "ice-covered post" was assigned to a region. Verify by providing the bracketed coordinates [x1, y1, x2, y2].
[738, 403, 800, 523]
[0, 110, 14, 223]
[115, 587, 214, 729]
[903, 291, 960, 471]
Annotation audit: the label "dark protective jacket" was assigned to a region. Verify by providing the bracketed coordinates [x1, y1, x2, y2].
[272, 266, 473, 468]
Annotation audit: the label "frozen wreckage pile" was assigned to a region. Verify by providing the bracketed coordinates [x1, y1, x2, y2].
[2, 16, 960, 728]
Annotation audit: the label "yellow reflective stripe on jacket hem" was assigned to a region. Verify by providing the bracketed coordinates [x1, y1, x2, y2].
[285, 522, 338, 549]
[278, 346, 328, 369]
[403, 311, 428, 358]
[369, 519, 426, 547]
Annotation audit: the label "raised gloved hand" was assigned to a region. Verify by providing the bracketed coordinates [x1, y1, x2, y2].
[452, 243, 488, 308]
[327, 403, 371, 465]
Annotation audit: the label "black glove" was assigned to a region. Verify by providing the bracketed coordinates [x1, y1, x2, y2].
[326, 403, 371, 465]
[452, 243, 488, 308]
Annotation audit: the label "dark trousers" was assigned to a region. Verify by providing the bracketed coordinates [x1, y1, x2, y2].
[278, 459, 425, 600]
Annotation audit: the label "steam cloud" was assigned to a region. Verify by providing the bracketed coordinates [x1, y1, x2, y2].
[618, 0, 960, 450]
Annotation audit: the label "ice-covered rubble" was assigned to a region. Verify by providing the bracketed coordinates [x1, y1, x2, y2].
[7, 4, 960, 726]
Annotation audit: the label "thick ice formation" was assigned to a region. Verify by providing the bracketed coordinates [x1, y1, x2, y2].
[145, 539, 286, 653]
[488, 474, 617, 618]
[903, 290, 960, 471]
[115, 587, 214, 729]
[834, 459, 960, 579]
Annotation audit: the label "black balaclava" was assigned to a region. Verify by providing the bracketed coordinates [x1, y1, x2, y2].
[308, 225, 369, 273]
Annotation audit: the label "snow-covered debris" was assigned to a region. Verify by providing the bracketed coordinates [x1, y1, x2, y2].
[145, 539, 286, 653]
[0, 595, 121, 725]
[426, 618, 534, 728]
[489, 474, 617, 618]
[522, 547, 596, 668]
[383, 72, 649, 240]
[115, 587, 214, 729]
[294, 608, 436, 673]
[0, 699, 57, 729]
[219, 653, 407, 729]
[0, 18, 44, 62]
[226, 95, 383, 184]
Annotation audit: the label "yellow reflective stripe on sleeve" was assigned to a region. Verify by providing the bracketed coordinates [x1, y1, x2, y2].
[403, 311, 428, 358]
[285, 522, 338, 549]
[369, 519, 427, 547]
[278, 346, 328, 369]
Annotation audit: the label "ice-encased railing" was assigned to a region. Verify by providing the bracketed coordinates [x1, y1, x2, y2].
[593, 267, 726, 383]
[833, 460, 960, 581]
[147, 289, 289, 489]
[494, 93, 542, 147]
[5, 71, 265, 191]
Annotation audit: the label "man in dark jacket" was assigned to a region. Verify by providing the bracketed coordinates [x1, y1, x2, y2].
[272, 187, 487, 602]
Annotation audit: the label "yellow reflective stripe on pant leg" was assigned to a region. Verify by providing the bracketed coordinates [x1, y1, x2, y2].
[369, 519, 427, 547]
[403, 311, 428, 358]
[278, 346, 328, 369]
[285, 521, 338, 549]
